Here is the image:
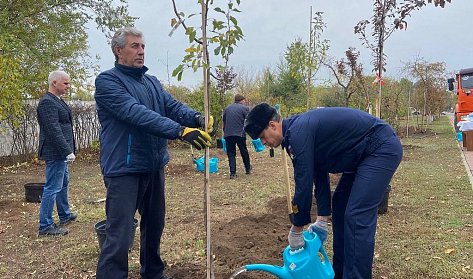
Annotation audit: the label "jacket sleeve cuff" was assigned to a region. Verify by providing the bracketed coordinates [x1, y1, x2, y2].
[195, 114, 204, 127]
[292, 211, 311, 227]
[178, 126, 185, 139]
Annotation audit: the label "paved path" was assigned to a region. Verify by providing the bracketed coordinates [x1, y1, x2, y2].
[457, 141, 473, 190]
[450, 114, 473, 190]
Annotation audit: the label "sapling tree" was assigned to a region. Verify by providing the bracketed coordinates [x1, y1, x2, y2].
[170, 0, 243, 82]
[169, 1, 244, 277]
[306, 10, 329, 110]
[354, 0, 452, 118]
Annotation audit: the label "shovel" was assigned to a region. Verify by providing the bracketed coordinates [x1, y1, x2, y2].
[281, 146, 294, 223]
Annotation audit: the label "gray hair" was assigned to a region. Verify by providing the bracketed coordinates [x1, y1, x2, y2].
[48, 70, 69, 86]
[111, 27, 144, 62]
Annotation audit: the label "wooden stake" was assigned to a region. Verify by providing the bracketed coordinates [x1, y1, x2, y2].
[201, 1, 213, 278]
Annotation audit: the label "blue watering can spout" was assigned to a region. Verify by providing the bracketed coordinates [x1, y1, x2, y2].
[246, 264, 290, 278]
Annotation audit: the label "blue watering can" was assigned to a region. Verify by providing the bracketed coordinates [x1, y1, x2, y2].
[230, 230, 334, 279]
[251, 138, 265, 152]
[220, 138, 227, 152]
[193, 156, 219, 173]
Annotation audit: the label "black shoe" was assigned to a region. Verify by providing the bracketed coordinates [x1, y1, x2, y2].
[60, 212, 78, 225]
[230, 173, 236, 179]
[38, 224, 69, 236]
[245, 166, 252, 175]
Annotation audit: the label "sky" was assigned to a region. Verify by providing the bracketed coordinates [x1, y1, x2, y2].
[86, 0, 473, 88]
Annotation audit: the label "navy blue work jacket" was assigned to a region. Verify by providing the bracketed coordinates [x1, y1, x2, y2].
[223, 102, 249, 137]
[281, 107, 396, 226]
[95, 63, 200, 176]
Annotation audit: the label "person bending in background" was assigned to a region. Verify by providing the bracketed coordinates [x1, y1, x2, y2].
[94, 27, 212, 279]
[36, 70, 78, 236]
[244, 103, 403, 279]
[223, 94, 251, 179]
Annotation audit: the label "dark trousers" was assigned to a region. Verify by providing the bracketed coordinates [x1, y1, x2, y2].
[225, 136, 251, 174]
[96, 169, 166, 279]
[331, 135, 402, 279]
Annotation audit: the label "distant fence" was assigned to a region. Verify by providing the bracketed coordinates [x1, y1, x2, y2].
[0, 100, 99, 158]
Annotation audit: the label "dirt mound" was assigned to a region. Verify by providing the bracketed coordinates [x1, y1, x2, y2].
[167, 197, 299, 278]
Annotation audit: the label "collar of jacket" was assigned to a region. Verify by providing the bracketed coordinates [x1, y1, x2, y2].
[115, 62, 149, 81]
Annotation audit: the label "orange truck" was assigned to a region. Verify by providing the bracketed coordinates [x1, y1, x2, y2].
[448, 68, 473, 129]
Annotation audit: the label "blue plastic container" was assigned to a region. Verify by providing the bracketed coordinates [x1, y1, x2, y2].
[251, 138, 265, 152]
[245, 230, 334, 279]
[193, 156, 218, 173]
[221, 138, 226, 152]
[457, 132, 463, 142]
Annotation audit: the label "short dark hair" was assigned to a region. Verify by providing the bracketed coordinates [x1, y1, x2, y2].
[234, 94, 245, 102]
[244, 103, 278, 139]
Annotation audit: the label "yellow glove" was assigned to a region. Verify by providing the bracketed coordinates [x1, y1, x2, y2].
[207, 115, 214, 134]
[197, 115, 215, 134]
[180, 127, 212, 150]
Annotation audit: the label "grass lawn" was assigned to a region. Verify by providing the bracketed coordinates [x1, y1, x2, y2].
[373, 116, 473, 278]
[0, 115, 471, 278]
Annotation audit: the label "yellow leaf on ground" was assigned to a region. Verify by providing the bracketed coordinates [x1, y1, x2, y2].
[444, 248, 455, 254]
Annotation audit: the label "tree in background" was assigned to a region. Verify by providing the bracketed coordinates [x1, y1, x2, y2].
[165, 84, 192, 103]
[272, 55, 306, 116]
[354, 0, 452, 118]
[404, 58, 447, 131]
[352, 73, 378, 113]
[180, 84, 226, 124]
[0, 0, 134, 123]
[315, 84, 344, 108]
[214, 66, 237, 135]
[323, 47, 364, 107]
[233, 68, 259, 104]
[380, 77, 407, 130]
[255, 67, 278, 104]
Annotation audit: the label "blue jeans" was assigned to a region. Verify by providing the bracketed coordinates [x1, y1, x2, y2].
[38, 160, 71, 231]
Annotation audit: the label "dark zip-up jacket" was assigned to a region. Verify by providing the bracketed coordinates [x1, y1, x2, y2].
[95, 63, 200, 176]
[281, 107, 397, 226]
[223, 102, 249, 138]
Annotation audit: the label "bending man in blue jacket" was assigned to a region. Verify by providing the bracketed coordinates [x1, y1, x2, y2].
[94, 27, 212, 279]
[244, 103, 403, 279]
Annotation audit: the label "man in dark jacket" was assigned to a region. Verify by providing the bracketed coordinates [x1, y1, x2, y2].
[94, 27, 212, 279]
[37, 70, 77, 236]
[223, 94, 251, 179]
[244, 103, 403, 279]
